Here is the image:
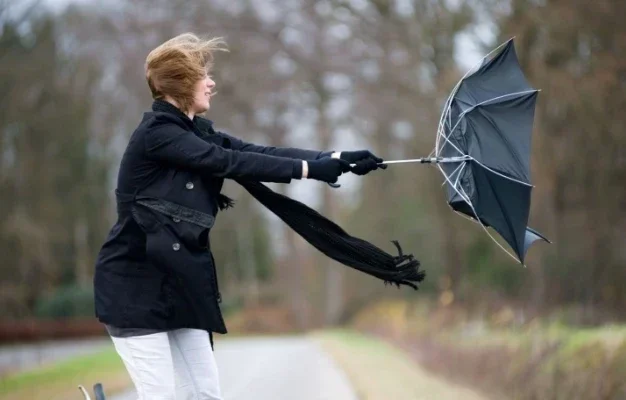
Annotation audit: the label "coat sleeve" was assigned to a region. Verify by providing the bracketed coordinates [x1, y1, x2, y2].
[219, 131, 333, 160]
[144, 122, 302, 183]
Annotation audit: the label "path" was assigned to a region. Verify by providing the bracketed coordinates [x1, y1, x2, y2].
[110, 336, 358, 400]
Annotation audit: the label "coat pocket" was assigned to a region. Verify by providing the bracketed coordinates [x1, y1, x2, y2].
[124, 264, 172, 321]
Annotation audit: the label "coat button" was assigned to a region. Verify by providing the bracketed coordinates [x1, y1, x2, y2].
[173, 217, 181, 223]
[172, 243, 180, 251]
[185, 182, 194, 190]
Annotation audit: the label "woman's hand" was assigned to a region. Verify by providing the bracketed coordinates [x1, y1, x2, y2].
[350, 158, 387, 175]
[336, 150, 382, 164]
[306, 158, 351, 183]
[335, 150, 387, 175]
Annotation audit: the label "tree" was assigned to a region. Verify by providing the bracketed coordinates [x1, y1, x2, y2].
[492, 0, 626, 315]
[0, 9, 110, 317]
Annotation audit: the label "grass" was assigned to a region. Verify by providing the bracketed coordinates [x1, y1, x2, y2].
[439, 320, 626, 356]
[349, 299, 626, 400]
[312, 329, 488, 400]
[0, 345, 131, 400]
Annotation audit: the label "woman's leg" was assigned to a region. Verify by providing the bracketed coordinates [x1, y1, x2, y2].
[168, 328, 222, 400]
[109, 332, 176, 400]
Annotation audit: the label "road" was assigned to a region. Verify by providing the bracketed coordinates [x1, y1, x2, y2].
[1, 334, 488, 399]
[110, 336, 358, 400]
[0, 338, 111, 376]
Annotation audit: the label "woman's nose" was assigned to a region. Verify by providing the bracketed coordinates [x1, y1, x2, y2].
[207, 78, 216, 89]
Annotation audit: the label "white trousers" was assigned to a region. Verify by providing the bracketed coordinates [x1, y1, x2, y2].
[110, 329, 222, 400]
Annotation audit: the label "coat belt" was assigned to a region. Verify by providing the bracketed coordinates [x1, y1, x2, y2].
[115, 190, 215, 229]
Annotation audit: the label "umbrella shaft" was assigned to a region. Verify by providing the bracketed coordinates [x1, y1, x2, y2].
[355, 156, 469, 167]
[386, 158, 440, 164]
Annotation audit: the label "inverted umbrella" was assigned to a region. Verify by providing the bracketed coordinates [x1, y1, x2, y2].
[346, 38, 550, 265]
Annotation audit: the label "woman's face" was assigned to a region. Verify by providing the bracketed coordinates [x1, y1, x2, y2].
[191, 74, 216, 115]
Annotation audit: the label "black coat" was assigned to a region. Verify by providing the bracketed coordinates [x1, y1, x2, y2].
[93, 100, 331, 334]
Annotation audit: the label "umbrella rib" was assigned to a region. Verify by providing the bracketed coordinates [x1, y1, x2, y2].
[436, 107, 466, 157]
[475, 90, 538, 107]
[436, 160, 475, 211]
[435, 117, 467, 159]
[446, 90, 538, 141]
[453, 162, 468, 188]
[436, 163, 472, 205]
[440, 160, 467, 187]
[471, 160, 533, 187]
[436, 86, 464, 154]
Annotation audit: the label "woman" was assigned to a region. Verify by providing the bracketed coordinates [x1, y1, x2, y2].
[93, 33, 385, 400]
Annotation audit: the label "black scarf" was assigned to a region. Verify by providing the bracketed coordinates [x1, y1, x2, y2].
[153, 100, 425, 289]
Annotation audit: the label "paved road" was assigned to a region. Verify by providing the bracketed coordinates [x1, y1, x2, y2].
[0, 338, 111, 376]
[110, 336, 358, 400]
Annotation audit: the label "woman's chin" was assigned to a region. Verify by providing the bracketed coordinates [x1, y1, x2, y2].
[194, 104, 210, 115]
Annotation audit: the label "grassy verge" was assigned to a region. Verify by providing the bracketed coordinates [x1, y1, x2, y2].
[312, 329, 488, 400]
[349, 299, 626, 400]
[0, 345, 130, 400]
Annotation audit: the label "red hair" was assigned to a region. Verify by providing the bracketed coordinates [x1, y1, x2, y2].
[145, 33, 227, 113]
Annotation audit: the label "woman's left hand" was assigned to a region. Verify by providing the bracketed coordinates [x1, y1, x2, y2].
[349, 157, 387, 175]
[337, 150, 382, 164]
[335, 150, 387, 175]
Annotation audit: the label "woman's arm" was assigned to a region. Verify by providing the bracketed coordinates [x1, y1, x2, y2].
[218, 131, 335, 161]
[145, 122, 303, 183]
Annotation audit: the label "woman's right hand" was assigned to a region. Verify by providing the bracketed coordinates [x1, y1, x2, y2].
[305, 158, 351, 183]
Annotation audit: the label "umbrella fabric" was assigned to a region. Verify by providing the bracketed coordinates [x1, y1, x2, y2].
[439, 39, 549, 263]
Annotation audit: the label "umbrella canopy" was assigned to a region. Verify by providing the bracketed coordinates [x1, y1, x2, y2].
[437, 39, 550, 264]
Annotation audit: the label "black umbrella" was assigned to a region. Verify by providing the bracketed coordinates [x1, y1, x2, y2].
[345, 38, 549, 265]
[438, 38, 550, 264]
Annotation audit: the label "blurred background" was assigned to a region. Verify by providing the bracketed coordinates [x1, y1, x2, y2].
[0, 0, 625, 399]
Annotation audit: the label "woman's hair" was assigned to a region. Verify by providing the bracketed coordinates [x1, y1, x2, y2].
[145, 33, 227, 113]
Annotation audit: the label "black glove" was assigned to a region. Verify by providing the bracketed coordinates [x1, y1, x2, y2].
[307, 158, 351, 183]
[350, 157, 387, 175]
[339, 150, 383, 164]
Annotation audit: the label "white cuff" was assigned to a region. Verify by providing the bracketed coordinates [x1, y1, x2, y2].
[302, 160, 308, 178]
[331, 152, 341, 159]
